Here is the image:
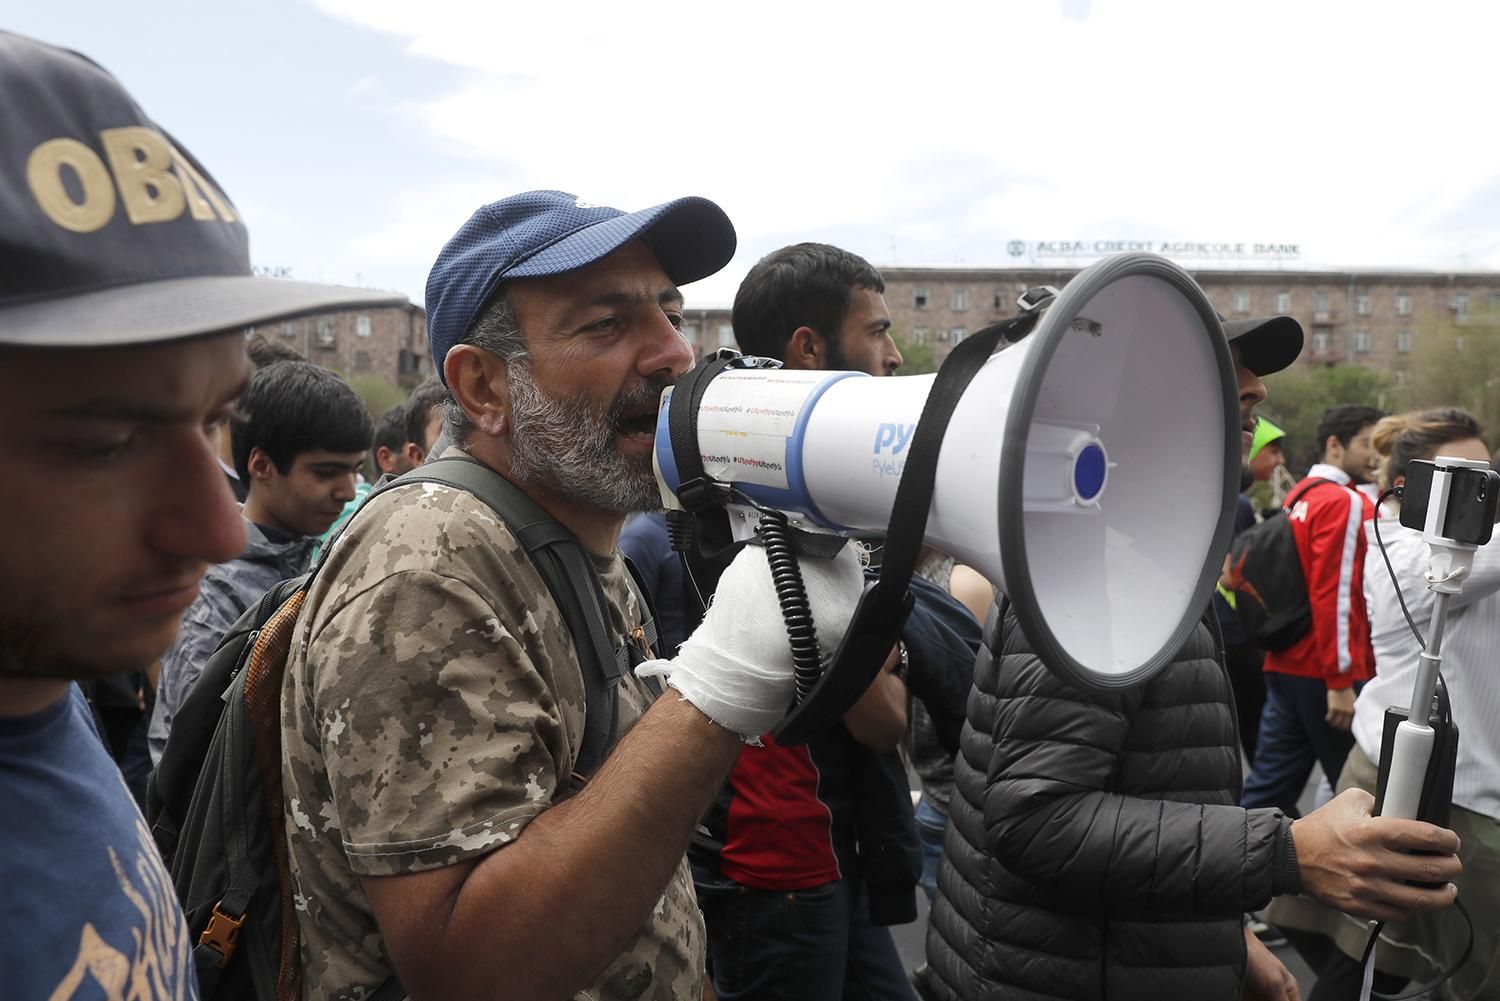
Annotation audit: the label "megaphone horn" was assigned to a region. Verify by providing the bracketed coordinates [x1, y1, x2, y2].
[654, 252, 1239, 709]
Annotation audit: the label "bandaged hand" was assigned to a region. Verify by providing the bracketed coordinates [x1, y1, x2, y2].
[636, 540, 866, 740]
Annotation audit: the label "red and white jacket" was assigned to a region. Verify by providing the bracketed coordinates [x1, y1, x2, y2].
[1264, 464, 1377, 688]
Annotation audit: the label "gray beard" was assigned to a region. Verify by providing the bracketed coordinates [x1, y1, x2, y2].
[506, 360, 667, 515]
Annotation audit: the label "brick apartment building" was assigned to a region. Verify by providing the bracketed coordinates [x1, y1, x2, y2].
[681, 306, 735, 359]
[254, 303, 731, 381]
[246, 303, 430, 388]
[878, 266, 1500, 381]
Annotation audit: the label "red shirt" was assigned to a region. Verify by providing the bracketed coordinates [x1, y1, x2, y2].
[715, 733, 854, 890]
[1264, 465, 1377, 688]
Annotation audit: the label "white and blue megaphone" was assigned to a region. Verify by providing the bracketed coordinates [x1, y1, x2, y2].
[654, 253, 1240, 697]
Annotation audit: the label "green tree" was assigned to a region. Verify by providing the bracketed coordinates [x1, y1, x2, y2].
[1260, 364, 1395, 474]
[892, 333, 938, 375]
[349, 374, 408, 419]
[1398, 304, 1500, 437]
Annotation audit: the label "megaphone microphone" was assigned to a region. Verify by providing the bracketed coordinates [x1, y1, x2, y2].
[654, 253, 1240, 741]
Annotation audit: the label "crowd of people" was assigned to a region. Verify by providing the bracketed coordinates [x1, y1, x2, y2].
[1, 29, 1492, 1001]
[1226, 406, 1500, 1001]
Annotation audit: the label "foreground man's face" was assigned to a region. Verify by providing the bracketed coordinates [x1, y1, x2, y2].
[0, 333, 249, 680]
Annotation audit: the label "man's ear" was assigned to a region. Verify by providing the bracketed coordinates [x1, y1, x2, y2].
[246, 446, 277, 484]
[445, 344, 511, 438]
[784, 326, 825, 371]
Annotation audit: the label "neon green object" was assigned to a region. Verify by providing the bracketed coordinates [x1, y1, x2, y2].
[1248, 419, 1285, 462]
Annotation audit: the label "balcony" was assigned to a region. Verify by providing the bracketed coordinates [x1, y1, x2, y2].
[1307, 338, 1345, 364]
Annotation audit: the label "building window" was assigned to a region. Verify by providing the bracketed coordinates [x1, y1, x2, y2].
[1312, 331, 1330, 355]
[1488, 293, 1500, 311]
[914, 287, 929, 309]
[951, 288, 969, 311]
[1394, 369, 1410, 388]
[1355, 294, 1371, 316]
[717, 324, 735, 349]
[950, 327, 967, 344]
[681, 322, 698, 344]
[354, 350, 372, 372]
[1232, 290, 1250, 314]
[993, 289, 1008, 310]
[1353, 330, 1371, 353]
[1454, 293, 1470, 318]
[913, 327, 929, 346]
[281, 320, 297, 338]
[1314, 290, 1330, 319]
[356, 315, 372, 338]
[1396, 293, 1413, 316]
[1396, 330, 1413, 353]
[316, 318, 335, 348]
[1275, 292, 1291, 314]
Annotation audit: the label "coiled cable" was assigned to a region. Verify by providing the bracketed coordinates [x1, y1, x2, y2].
[756, 509, 823, 706]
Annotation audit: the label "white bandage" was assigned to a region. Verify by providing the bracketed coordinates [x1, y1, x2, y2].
[635, 539, 866, 740]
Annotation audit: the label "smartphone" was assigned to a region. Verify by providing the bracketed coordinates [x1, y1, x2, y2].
[1400, 459, 1500, 545]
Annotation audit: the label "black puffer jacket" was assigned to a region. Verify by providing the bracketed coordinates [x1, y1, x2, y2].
[924, 601, 1299, 1001]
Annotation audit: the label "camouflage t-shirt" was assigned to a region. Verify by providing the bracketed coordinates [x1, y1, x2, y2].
[281, 479, 705, 1001]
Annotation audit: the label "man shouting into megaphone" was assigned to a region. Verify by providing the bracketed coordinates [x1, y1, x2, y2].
[279, 191, 881, 1001]
[922, 317, 1465, 1001]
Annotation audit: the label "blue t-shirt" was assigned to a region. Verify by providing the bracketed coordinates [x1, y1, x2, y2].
[0, 686, 199, 999]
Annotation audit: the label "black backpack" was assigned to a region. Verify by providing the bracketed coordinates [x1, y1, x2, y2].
[1218, 478, 1339, 651]
[145, 456, 658, 1001]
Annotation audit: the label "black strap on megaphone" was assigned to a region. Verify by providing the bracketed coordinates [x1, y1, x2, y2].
[664, 350, 791, 570]
[667, 350, 742, 517]
[774, 306, 1043, 743]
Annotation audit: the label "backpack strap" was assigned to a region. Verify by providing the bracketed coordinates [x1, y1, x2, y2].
[1283, 476, 1340, 511]
[396, 457, 627, 782]
[188, 662, 261, 992]
[366, 974, 407, 1001]
[147, 572, 312, 861]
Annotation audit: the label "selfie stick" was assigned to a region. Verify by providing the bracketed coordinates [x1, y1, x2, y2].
[1374, 456, 1489, 822]
[1360, 458, 1496, 1000]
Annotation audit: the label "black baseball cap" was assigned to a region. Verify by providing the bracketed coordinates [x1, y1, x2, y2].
[0, 31, 405, 348]
[1220, 314, 1303, 376]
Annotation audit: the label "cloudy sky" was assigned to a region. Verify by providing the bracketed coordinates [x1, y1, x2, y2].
[13, 1, 1499, 308]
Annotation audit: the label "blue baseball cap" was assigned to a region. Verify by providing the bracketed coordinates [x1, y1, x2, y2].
[425, 189, 736, 381]
[0, 31, 405, 347]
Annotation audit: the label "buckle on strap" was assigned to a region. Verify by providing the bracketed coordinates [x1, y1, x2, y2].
[1016, 285, 1058, 313]
[199, 902, 246, 967]
[674, 476, 726, 514]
